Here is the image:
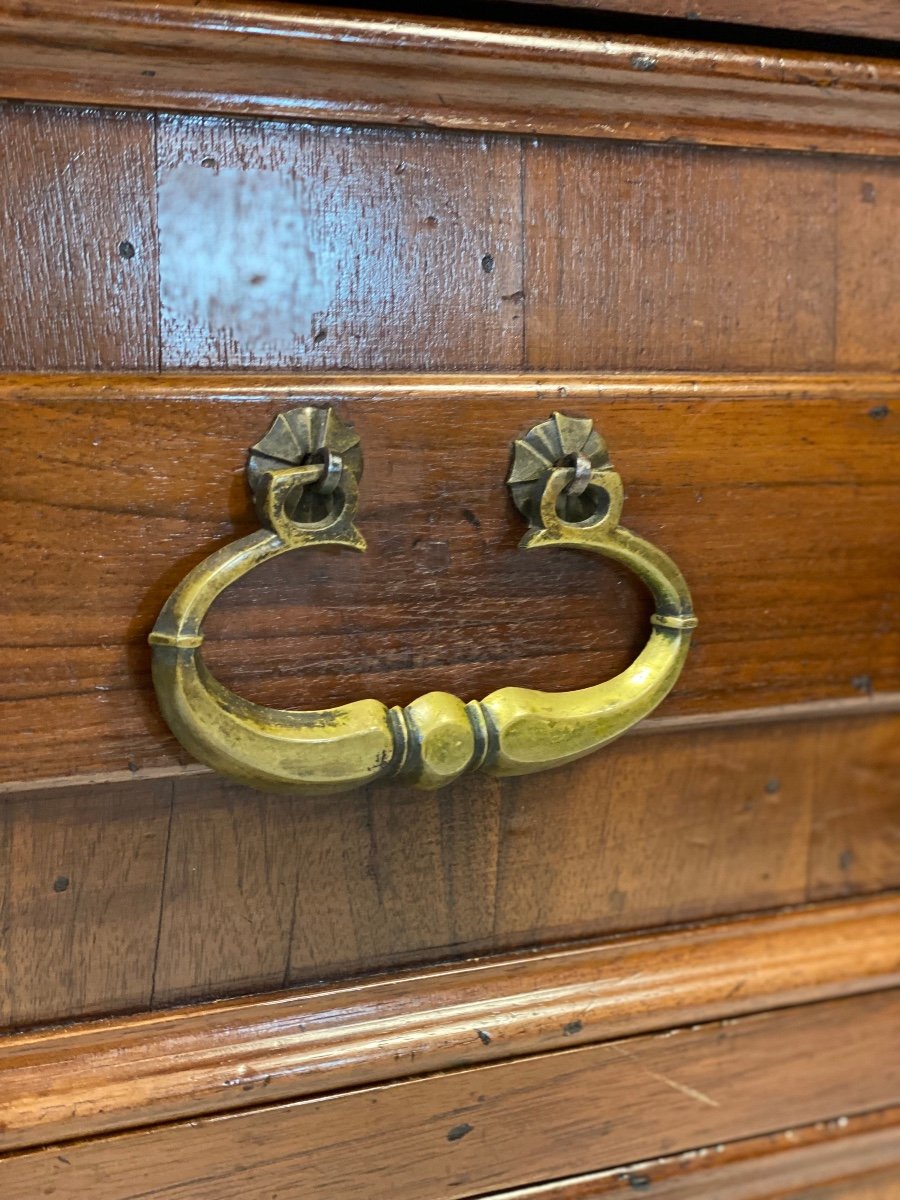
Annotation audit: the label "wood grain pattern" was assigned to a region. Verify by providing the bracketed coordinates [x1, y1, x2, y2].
[1, 374, 898, 783]
[2, 992, 898, 1199]
[283, 712, 900, 986]
[1, 713, 895, 1028]
[151, 783, 303, 1004]
[522, 142, 900, 371]
[155, 121, 900, 375]
[486, 1108, 900, 1198]
[157, 116, 523, 370]
[3, 894, 898, 1151]
[511, 0, 900, 43]
[523, 141, 836, 371]
[3, 4, 900, 156]
[808, 714, 900, 901]
[0, 103, 158, 370]
[0, 779, 171, 1028]
[3, 108, 900, 378]
[835, 159, 900, 371]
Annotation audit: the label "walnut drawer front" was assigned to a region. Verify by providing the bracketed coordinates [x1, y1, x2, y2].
[1, 4, 900, 1197]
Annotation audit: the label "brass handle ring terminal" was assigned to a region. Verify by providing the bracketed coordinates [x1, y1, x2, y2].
[150, 408, 697, 794]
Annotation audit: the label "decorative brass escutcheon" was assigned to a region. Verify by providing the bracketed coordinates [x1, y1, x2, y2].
[149, 407, 697, 794]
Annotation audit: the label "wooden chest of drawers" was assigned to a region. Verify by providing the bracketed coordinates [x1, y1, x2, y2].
[0, 2, 898, 1196]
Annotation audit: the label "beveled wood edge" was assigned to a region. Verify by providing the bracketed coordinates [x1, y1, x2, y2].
[2, 893, 899, 1153]
[6, 368, 900, 402]
[483, 1107, 900, 1198]
[3, 3, 900, 155]
[3, 695, 896, 795]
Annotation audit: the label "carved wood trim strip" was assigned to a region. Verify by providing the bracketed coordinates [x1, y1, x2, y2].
[2, 3, 900, 155]
[2, 894, 899, 1152]
[2, 994, 900, 1198]
[7, 370, 900, 403]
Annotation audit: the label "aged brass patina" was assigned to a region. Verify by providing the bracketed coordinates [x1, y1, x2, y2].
[149, 407, 697, 793]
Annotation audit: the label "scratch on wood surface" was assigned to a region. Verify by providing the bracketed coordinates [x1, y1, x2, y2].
[609, 1044, 721, 1109]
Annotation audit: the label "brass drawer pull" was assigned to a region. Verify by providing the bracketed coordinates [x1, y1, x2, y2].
[149, 408, 697, 793]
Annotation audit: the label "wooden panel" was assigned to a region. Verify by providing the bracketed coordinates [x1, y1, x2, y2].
[511, 0, 900, 42]
[523, 139, 835, 370]
[287, 713, 900, 983]
[157, 116, 523, 370]
[836, 159, 900, 370]
[1, 374, 898, 783]
[3, 894, 898, 1151]
[151, 783, 302, 1004]
[3, 5, 900, 157]
[153, 126, 900, 377]
[2, 992, 899, 1200]
[0, 103, 158, 370]
[5, 110, 900, 383]
[523, 141, 898, 372]
[0, 780, 171, 1028]
[808, 715, 900, 900]
[485, 1108, 900, 1198]
[2, 713, 894, 1027]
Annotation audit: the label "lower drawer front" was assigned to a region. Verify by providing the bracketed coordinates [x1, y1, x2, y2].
[3, 991, 899, 1200]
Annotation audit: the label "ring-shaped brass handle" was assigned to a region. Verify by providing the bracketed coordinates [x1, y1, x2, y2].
[149, 408, 697, 794]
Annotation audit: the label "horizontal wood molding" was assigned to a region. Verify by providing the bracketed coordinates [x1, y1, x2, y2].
[2, 372, 898, 784]
[3, 3, 900, 155]
[512, 0, 900, 45]
[2, 894, 899, 1152]
[487, 1107, 900, 1199]
[3, 988, 900, 1198]
[10, 370, 900, 402]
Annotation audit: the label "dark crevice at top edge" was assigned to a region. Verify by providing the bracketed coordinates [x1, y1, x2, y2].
[314, 1, 900, 60]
